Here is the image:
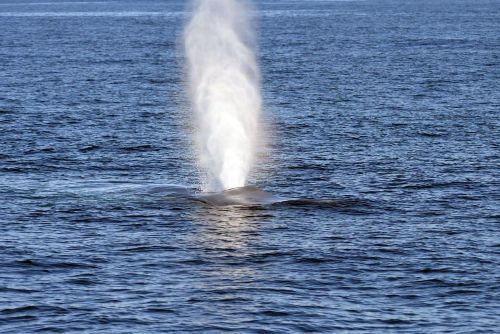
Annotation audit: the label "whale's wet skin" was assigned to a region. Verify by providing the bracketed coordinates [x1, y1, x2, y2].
[42, 181, 369, 210]
[195, 186, 284, 206]
[1, 0, 498, 333]
[193, 186, 373, 211]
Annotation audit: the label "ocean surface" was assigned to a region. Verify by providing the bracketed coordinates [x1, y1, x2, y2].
[1, 0, 499, 332]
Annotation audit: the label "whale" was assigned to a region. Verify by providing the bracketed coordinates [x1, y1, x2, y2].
[194, 186, 282, 206]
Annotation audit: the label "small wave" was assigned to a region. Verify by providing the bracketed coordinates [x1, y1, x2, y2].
[401, 180, 474, 190]
[145, 308, 176, 314]
[294, 256, 330, 264]
[11, 259, 97, 270]
[79, 144, 101, 152]
[1, 305, 68, 315]
[117, 245, 177, 252]
[119, 144, 155, 152]
[66, 277, 99, 286]
[0, 287, 38, 294]
[381, 318, 412, 325]
[259, 310, 291, 317]
[418, 267, 456, 274]
[24, 147, 56, 154]
[272, 197, 372, 209]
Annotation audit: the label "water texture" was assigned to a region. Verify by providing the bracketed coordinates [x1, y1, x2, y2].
[1, 0, 499, 333]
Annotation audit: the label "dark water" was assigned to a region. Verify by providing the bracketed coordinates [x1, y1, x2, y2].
[1, 0, 499, 332]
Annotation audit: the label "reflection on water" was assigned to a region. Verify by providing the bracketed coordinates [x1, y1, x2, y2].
[185, 206, 266, 326]
[191, 205, 263, 253]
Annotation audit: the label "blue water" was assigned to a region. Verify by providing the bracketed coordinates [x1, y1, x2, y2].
[1, 0, 499, 332]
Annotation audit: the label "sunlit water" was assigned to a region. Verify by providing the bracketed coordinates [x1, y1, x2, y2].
[1, 0, 499, 333]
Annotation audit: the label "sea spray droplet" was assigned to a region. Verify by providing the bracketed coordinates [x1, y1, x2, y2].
[184, 0, 262, 192]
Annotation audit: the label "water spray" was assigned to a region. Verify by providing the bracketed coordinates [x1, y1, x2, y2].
[184, 0, 262, 192]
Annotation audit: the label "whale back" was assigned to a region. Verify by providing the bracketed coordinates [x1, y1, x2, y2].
[195, 186, 278, 206]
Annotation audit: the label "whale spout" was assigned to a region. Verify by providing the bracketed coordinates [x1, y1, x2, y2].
[184, 0, 262, 192]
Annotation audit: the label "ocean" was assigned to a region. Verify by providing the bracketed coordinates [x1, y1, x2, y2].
[0, 0, 499, 332]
